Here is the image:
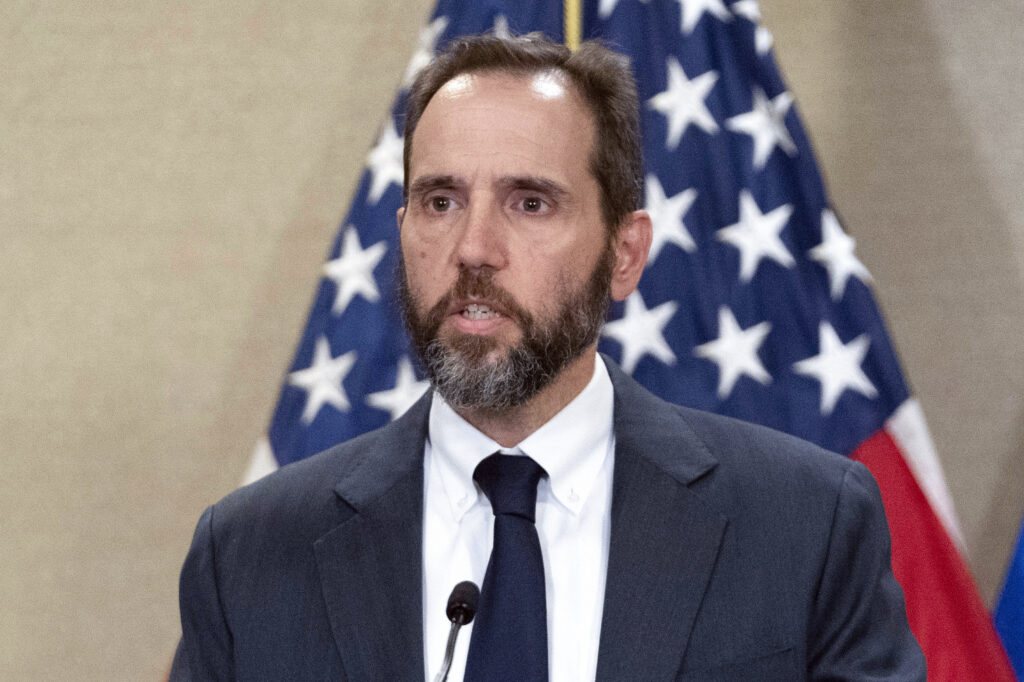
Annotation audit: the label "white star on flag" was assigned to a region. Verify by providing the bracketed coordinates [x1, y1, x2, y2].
[599, 0, 651, 20]
[645, 174, 698, 262]
[808, 209, 872, 300]
[492, 14, 511, 38]
[601, 291, 678, 374]
[402, 16, 449, 87]
[366, 118, 404, 205]
[695, 306, 772, 398]
[730, 0, 773, 54]
[288, 336, 357, 424]
[716, 190, 794, 282]
[729, 0, 759, 21]
[365, 356, 430, 421]
[793, 322, 878, 415]
[323, 227, 388, 316]
[647, 57, 719, 149]
[677, 0, 732, 34]
[725, 87, 796, 168]
[754, 25, 773, 55]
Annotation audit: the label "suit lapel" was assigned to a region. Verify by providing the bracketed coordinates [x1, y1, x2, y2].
[596, 358, 728, 681]
[313, 392, 432, 681]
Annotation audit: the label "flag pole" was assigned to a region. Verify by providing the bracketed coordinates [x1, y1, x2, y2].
[564, 0, 581, 50]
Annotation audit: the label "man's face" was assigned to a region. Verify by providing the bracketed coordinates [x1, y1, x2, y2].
[398, 69, 612, 411]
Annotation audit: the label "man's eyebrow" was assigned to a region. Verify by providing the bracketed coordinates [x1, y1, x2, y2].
[498, 175, 570, 199]
[407, 174, 461, 197]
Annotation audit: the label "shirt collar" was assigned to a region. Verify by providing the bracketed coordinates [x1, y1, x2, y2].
[428, 354, 615, 520]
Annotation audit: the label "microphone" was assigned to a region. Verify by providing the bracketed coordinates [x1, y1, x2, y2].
[434, 581, 480, 682]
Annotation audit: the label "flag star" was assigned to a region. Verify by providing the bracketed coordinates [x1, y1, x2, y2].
[793, 322, 878, 415]
[677, 0, 732, 34]
[730, 1, 773, 54]
[808, 209, 872, 300]
[288, 336, 357, 424]
[730, 0, 760, 21]
[599, 0, 651, 19]
[602, 291, 678, 374]
[695, 307, 772, 398]
[716, 190, 794, 282]
[492, 14, 511, 38]
[755, 26, 774, 55]
[323, 227, 388, 316]
[366, 118, 404, 205]
[599, 0, 620, 18]
[645, 174, 698, 262]
[402, 16, 449, 87]
[365, 356, 430, 421]
[726, 87, 796, 168]
[648, 57, 719, 149]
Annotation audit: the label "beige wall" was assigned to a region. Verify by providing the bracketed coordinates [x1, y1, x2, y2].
[1, 2, 1021, 678]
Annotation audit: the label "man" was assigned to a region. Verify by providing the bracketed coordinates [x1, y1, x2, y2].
[172, 34, 925, 680]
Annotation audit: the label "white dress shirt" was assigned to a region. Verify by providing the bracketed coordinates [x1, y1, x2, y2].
[422, 354, 616, 682]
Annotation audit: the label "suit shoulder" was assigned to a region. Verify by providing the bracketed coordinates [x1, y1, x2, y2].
[206, 410, 425, 543]
[604, 354, 856, 493]
[666, 405, 874, 524]
[676, 405, 852, 478]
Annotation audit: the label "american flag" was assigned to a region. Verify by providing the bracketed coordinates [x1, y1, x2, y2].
[246, 0, 1015, 677]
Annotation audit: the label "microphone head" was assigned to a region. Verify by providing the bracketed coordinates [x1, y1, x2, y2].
[446, 580, 480, 626]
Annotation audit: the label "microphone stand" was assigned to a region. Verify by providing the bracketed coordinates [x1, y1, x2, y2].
[433, 619, 463, 682]
[433, 580, 480, 682]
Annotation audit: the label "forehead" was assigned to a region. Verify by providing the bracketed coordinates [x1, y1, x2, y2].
[408, 70, 596, 179]
[438, 67, 573, 101]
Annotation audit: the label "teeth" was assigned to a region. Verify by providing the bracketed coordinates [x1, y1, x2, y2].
[463, 303, 499, 320]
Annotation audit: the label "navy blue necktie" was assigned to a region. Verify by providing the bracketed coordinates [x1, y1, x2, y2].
[464, 453, 549, 682]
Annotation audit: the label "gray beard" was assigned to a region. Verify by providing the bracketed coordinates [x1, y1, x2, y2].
[418, 335, 548, 412]
[399, 246, 614, 412]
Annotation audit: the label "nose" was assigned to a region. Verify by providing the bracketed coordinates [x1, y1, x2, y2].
[454, 198, 507, 272]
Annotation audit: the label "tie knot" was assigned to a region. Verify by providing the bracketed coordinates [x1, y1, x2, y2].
[473, 453, 547, 522]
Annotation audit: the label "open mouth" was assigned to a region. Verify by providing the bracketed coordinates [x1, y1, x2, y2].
[462, 303, 502, 320]
[445, 298, 515, 336]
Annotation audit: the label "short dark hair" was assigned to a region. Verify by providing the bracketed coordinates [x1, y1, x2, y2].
[402, 32, 642, 233]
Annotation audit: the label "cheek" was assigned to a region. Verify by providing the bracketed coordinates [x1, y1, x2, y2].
[400, 228, 430, 267]
[512, 259, 573, 314]
[401, 242, 445, 304]
[536, 243, 597, 283]
[402, 221, 452, 266]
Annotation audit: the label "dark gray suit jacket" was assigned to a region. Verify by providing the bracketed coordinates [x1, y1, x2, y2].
[172, 357, 925, 680]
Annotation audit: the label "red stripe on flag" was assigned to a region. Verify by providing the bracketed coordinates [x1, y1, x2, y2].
[853, 429, 1015, 680]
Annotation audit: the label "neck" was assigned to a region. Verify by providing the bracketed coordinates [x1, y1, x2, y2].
[456, 348, 599, 448]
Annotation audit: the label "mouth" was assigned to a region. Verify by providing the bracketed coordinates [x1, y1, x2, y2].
[461, 302, 502, 321]
[446, 298, 514, 335]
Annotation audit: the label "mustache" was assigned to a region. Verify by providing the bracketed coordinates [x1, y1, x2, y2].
[419, 268, 534, 336]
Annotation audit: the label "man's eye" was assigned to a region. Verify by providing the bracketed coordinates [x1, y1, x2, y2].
[519, 196, 548, 213]
[429, 196, 451, 212]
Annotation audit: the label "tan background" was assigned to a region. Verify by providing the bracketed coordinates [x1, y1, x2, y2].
[2, 1, 1021, 679]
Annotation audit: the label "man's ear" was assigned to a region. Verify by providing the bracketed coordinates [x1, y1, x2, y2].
[610, 209, 652, 301]
[396, 206, 405, 230]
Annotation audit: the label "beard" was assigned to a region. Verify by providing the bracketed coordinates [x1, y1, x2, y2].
[398, 246, 614, 413]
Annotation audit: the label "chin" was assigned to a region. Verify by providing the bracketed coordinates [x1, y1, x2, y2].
[441, 327, 519, 360]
